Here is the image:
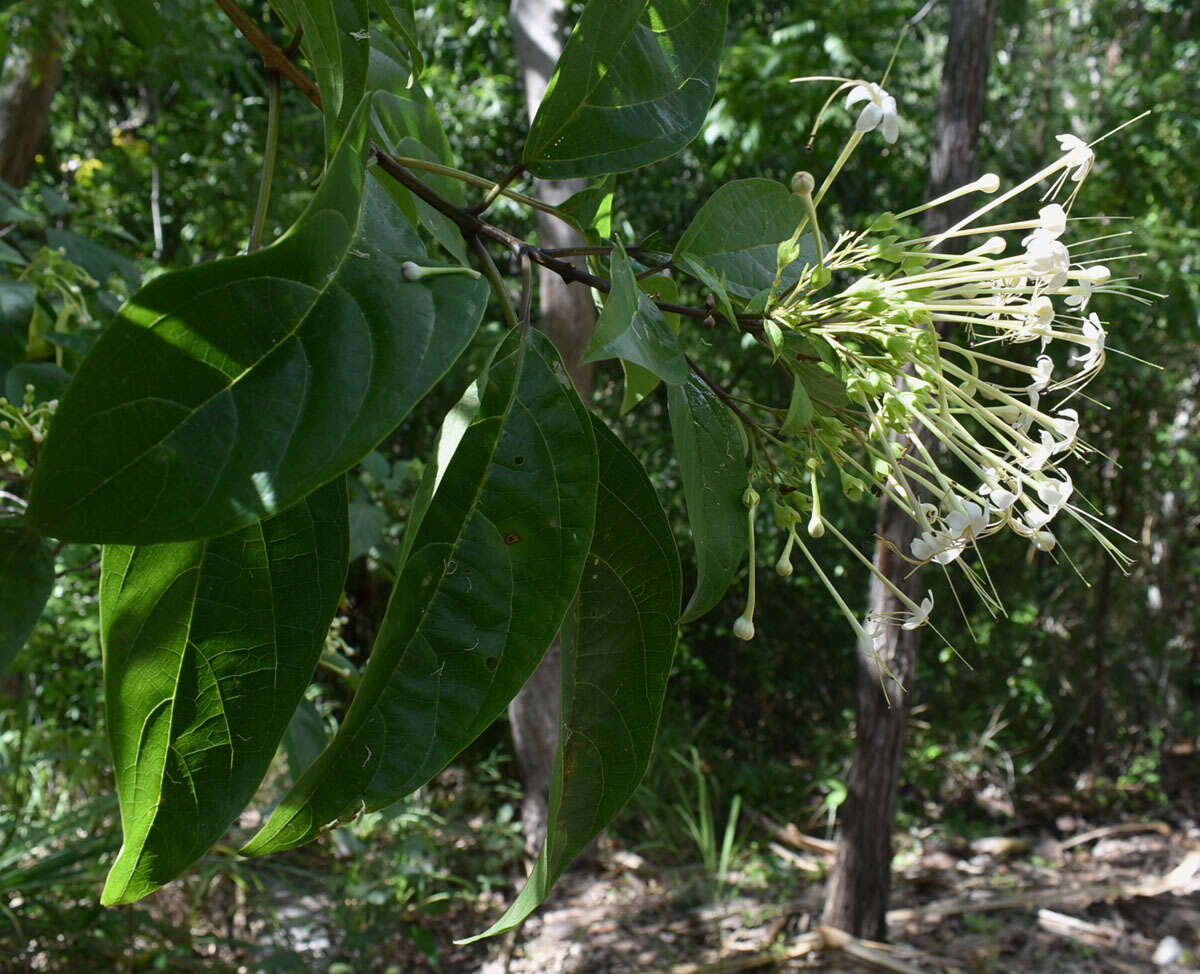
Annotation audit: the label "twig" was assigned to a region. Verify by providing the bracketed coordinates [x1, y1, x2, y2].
[470, 237, 520, 331]
[249, 69, 282, 252]
[745, 806, 837, 857]
[472, 162, 525, 216]
[1058, 820, 1170, 852]
[213, 0, 322, 109]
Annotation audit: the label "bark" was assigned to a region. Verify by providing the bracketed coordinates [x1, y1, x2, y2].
[507, 0, 596, 855]
[821, 0, 997, 941]
[0, 4, 65, 189]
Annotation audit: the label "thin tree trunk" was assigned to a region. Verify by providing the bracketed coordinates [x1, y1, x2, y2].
[821, 0, 997, 940]
[0, 2, 64, 188]
[508, 0, 596, 856]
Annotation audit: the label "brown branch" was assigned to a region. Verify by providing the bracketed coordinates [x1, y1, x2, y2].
[214, 0, 322, 109]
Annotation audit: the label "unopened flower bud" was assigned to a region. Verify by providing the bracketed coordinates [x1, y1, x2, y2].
[791, 171, 815, 196]
[977, 173, 1001, 193]
[733, 616, 755, 640]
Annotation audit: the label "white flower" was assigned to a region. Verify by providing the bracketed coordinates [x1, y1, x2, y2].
[902, 592, 935, 630]
[911, 529, 965, 565]
[945, 498, 989, 541]
[1025, 233, 1070, 291]
[1028, 354, 1054, 393]
[1022, 203, 1067, 245]
[1065, 277, 1093, 310]
[1036, 471, 1073, 512]
[733, 616, 755, 640]
[1069, 313, 1106, 372]
[846, 83, 899, 144]
[1021, 430, 1058, 471]
[1023, 505, 1055, 531]
[989, 484, 1020, 511]
[1056, 133, 1094, 182]
[1051, 408, 1080, 454]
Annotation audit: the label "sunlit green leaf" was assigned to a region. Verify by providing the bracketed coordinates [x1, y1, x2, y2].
[99, 478, 349, 905]
[241, 328, 598, 856]
[27, 104, 487, 544]
[525, 0, 730, 178]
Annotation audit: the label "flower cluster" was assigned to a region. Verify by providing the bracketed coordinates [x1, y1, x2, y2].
[732, 77, 1144, 651]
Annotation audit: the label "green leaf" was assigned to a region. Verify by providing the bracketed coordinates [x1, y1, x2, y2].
[524, 0, 730, 178]
[619, 274, 681, 414]
[4, 362, 70, 405]
[464, 417, 680, 942]
[241, 328, 598, 856]
[584, 241, 687, 384]
[668, 375, 748, 622]
[27, 107, 487, 544]
[674, 253, 738, 330]
[105, 0, 165, 48]
[559, 176, 616, 244]
[99, 477, 349, 905]
[44, 228, 142, 291]
[780, 371, 814, 435]
[673, 179, 820, 299]
[0, 524, 54, 673]
[368, 33, 468, 262]
[292, 0, 370, 150]
[368, 0, 422, 78]
[0, 280, 34, 361]
[349, 499, 389, 560]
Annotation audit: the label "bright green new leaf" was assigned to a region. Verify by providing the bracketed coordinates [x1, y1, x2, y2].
[241, 328, 598, 856]
[674, 179, 821, 299]
[524, 0, 730, 178]
[99, 478, 349, 905]
[584, 241, 688, 384]
[0, 523, 54, 673]
[559, 175, 616, 244]
[668, 375, 749, 622]
[464, 417, 681, 942]
[780, 371, 814, 435]
[27, 105, 487, 544]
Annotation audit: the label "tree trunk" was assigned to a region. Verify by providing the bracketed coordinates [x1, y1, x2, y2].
[508, 0, 596, 856]
[0, 3, 65, 189]
[821, 0, 997, 941]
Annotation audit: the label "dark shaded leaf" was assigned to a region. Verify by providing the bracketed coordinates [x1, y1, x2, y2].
[241, 328, 597, 856]
[0, 524, 54, 673]
[465, 417, 680, 942]
[668, 375, 748, 622]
